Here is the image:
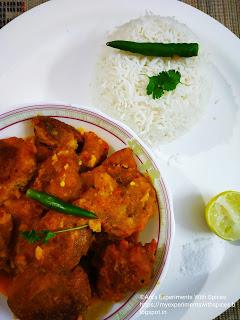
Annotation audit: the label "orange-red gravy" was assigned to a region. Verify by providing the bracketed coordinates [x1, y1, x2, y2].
[85, 297, 113, 320]
[0, 271, 13, 296]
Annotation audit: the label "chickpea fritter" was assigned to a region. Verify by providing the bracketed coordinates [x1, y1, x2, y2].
[75, 150, 157, 238]
[8, 266, 91, 320]
[97, 239, 157, 301]
[4, 195, 43, 229]
[35, 139, 53, 162]
[14, 211, 92, 273]
[32, 116, 83, 150]
[3, 197, 43, 273]
[33, 149, 82, 202]
[79, 131, 109, 171]
[80, 148, 141, 191]
[0, 207, 13, 270]
[103, 148, 141, 185]
[0, 137, 37, 204]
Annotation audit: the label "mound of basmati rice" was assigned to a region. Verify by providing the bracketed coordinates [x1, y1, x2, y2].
[92, 15, 211, 145]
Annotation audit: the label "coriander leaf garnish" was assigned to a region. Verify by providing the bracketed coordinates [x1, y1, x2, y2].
[146, 69, 181, 99]
[153, 86, 164, 99]
[21, 230, 41, 244]
[162, 69, 181, 91]
[146, 76, 158, 95]
[40, 230, 56, 243]
[21, 224, 89, 244]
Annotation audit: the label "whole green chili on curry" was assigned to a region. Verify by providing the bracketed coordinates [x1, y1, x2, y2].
[26, 188, 97, 219]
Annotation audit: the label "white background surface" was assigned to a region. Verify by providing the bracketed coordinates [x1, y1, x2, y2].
[0, 0, 239, 319]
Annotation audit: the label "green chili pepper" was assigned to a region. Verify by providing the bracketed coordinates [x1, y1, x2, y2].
[106, 41, 199, 57]
[26, 189, 97, 219]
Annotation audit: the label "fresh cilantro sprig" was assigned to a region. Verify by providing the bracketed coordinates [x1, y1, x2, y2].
[146, 69, 181, 99]
[21, 224, 89, 244]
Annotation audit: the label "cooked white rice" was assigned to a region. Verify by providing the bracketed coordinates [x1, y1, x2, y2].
[92, 15, 211, 145]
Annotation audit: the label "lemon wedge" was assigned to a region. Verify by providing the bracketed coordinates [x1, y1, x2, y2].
[205, 191, 240, 241]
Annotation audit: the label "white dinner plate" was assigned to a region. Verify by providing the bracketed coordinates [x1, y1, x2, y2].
[0, 0, 239, 319]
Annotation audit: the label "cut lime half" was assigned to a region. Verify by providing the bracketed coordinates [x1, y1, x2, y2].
[205, 191, 240, 241]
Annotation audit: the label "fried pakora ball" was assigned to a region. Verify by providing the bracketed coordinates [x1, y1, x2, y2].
[14, 211, 92, 273]
[102, 148, 141, 185]
[32, 116, 83, 150]
[35, 139, 53, 162]
[0, 207, 13, 270]
[75, 170, 157, 238]
[4, 195, 43, 229]
[97, 239, 157, 301]
[0, 137, 37, 204]
[13, 236, 35, 274]
[8, 266, 91, 320]
[33, 149, 82, 201]
[3, 197, 43, 273]
[80, 148, 141, 189]
[79, 131, 109, 171]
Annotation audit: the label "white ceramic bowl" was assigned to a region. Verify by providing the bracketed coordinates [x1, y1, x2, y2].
[0, 104, 175, 320]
